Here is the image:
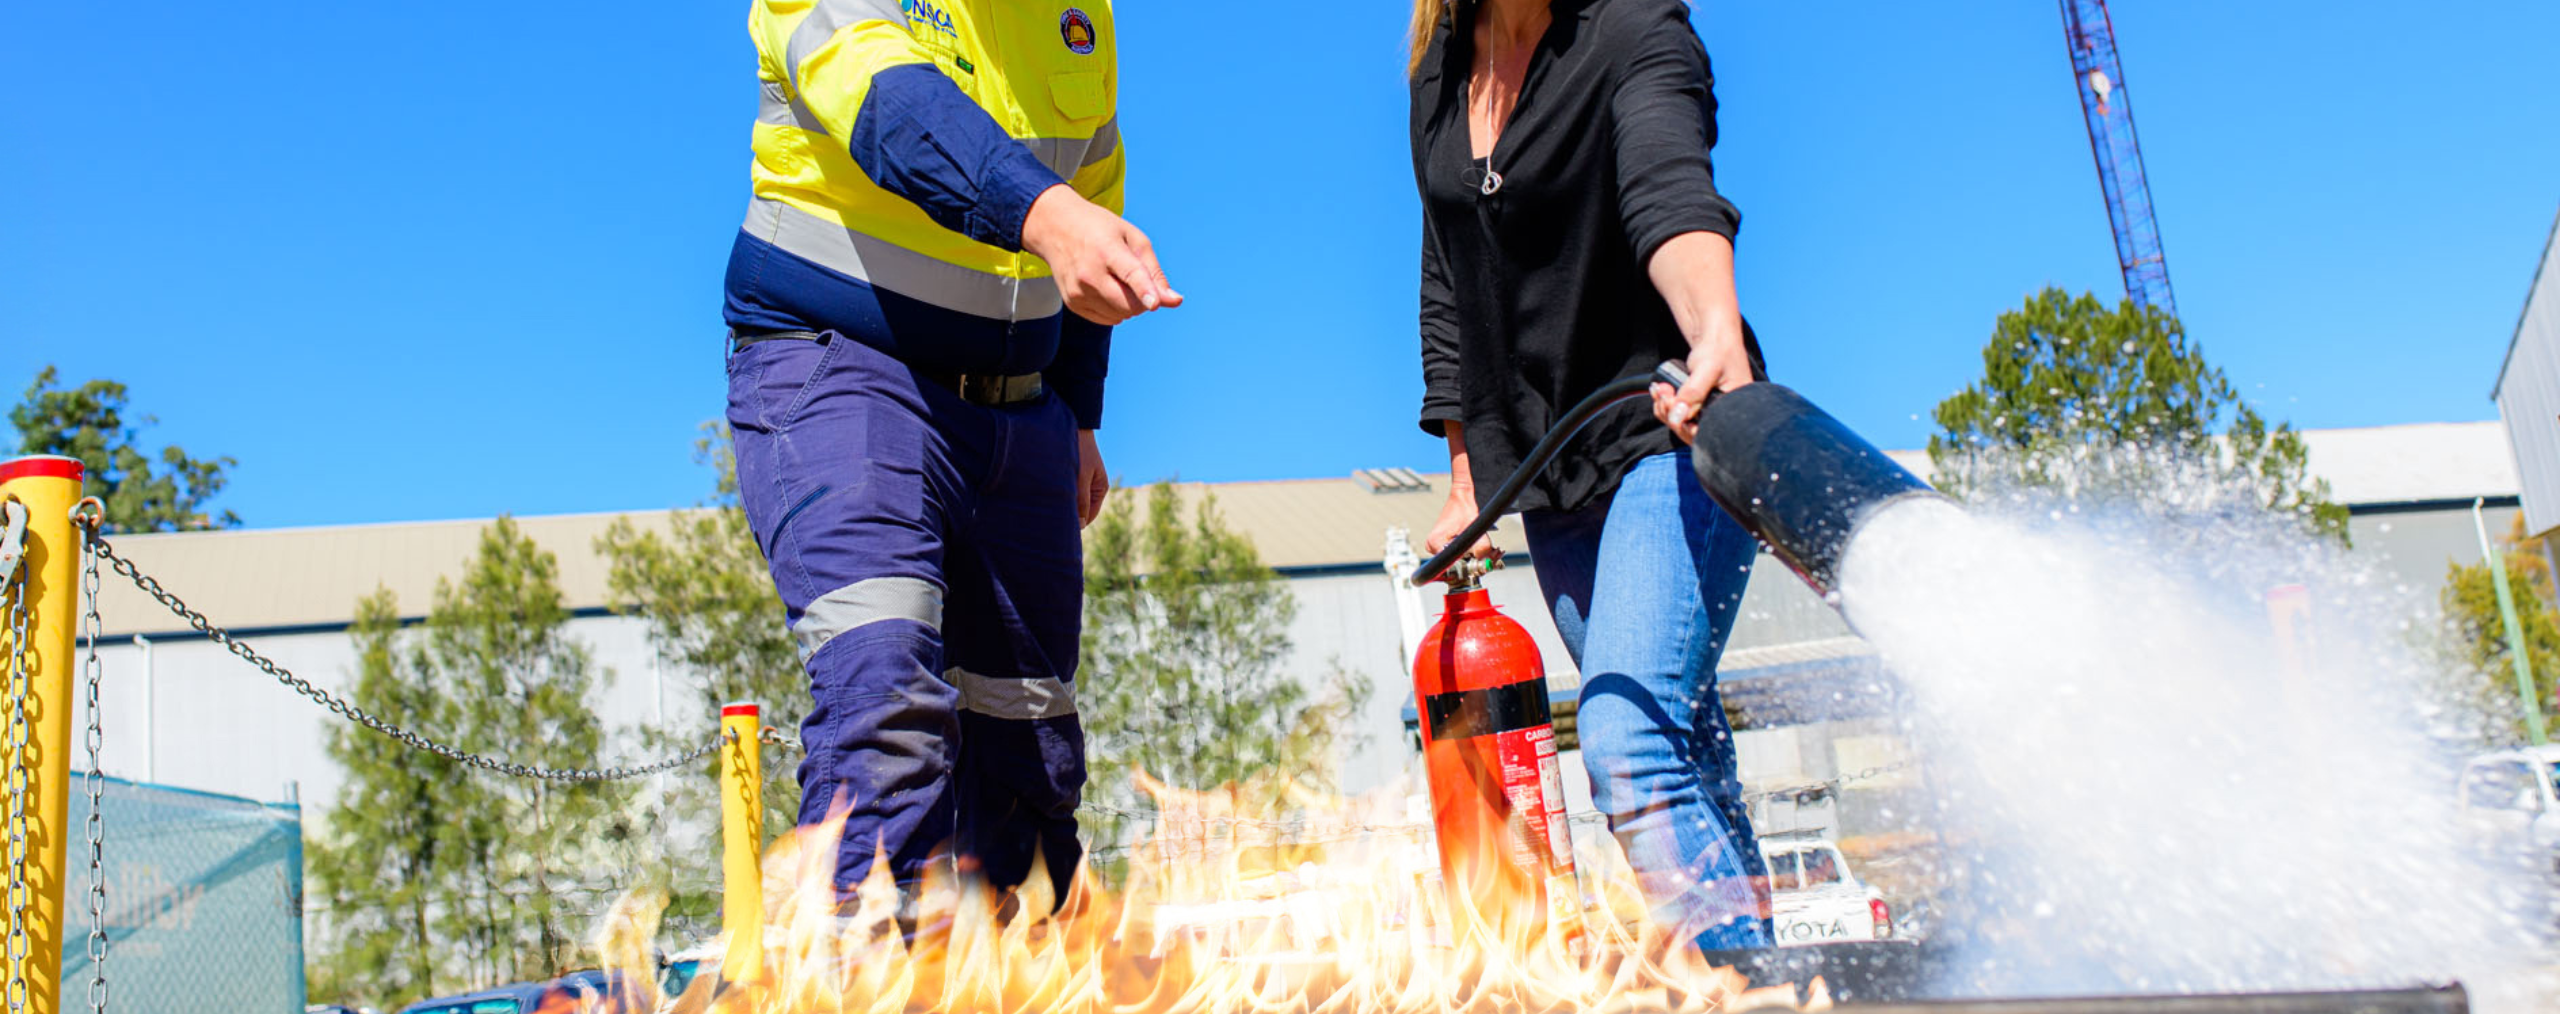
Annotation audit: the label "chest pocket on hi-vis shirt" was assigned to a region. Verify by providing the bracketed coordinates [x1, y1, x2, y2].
[1049, 71, 1105, 121]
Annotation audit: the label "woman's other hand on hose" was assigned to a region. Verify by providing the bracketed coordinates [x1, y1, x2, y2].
[1425, 422, 1501, 561]
[1645, 231, 1753, 443]
[1022, 184, 1184, 326]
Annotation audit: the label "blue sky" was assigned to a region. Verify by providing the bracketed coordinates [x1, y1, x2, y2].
[3, 1, 2553, 529]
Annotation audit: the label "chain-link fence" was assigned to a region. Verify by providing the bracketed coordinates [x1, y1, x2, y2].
[54, 776, 303, 1013]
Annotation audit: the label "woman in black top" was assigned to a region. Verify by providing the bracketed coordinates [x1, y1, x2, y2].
[1409, 0, 1772, 950]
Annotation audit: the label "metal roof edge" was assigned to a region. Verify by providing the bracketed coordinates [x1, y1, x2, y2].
[109, 604, 626, 644]
[2493, 202, 2560, 400]
[2347, 494, 2520, 517]
[101, 506, 697, 545]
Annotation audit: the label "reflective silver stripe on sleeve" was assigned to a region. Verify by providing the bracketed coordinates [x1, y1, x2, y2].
[946, 668, 1078, 720]
[759, 80, 832, 136]
[794, 576, 944, 661]
[746, 197, 1062, 321]
[1015, 120, 1115, 179]
[785, 0, 908, 92]
[1017, 137, 1086, 180]
[1081, 117, 1120, 168]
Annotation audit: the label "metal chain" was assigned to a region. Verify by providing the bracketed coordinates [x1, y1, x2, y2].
[1745, 759, 1915, 805]
[77, 505, 107, 1014]
[81, 529, 719, 783]
[4, 499, 33, 1014]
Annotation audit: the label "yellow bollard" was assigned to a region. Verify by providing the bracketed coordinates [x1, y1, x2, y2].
[2, 454, 84, 1014]
[718, 701, 765, 995]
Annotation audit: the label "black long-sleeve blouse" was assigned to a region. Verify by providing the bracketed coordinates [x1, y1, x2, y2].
[1415, 0, 1766, 516]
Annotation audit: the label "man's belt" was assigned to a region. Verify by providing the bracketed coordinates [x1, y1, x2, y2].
[731, 331, 1045, 408]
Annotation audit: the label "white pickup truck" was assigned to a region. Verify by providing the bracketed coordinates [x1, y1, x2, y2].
[2456, 745, 2560, 872]
[1759, 834, 1891, 946]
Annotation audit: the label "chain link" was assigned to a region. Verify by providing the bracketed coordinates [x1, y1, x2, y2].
[1744, 759, 1915, 804]
[5, 498, 33, 1014]
[77, 504, 107, 1014]
[81, 529, 719, 784]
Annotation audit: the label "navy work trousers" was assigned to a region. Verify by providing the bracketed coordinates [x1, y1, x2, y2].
[727, 333, 1086, 900]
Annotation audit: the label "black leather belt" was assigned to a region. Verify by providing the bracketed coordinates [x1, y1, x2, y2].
[730, 331, 1045, 408]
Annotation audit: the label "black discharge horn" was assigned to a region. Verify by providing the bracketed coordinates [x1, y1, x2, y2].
[1685, 382, 1941, 597]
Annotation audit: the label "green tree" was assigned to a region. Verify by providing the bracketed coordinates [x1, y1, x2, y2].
[9, 365, 238, 532]
[308, 590, 463, 1007]
[2439, 516, 2559, 746]
[1078, 483, 1369, 853]
[1926, 289, 2348, 541]
[426, 517, 623, 983]
[596, 426, 803, 933]
[308, 518, 627, 1004]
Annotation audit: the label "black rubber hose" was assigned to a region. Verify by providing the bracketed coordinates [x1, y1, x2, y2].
[1407, 361, 1691, 586]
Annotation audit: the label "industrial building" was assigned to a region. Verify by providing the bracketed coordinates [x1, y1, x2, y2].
[2496, 208, 2560, 552]
[65, 422, 2523, 844]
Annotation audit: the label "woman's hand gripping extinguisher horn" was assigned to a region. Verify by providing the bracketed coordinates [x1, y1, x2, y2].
[1409, 360, 1695, 589]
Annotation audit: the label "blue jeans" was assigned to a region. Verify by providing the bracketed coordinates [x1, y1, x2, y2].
[1521, 451, 1771, 951]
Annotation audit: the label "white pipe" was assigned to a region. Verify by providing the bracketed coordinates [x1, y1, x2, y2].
[133, 634, 154, 783]
[1382, 527, 1427, 677]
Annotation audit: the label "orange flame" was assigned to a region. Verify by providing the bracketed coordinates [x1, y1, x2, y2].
[592, 774, 1822, 1014]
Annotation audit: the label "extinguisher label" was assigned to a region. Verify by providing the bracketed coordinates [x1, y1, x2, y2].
[1489, 725, 1576, 876]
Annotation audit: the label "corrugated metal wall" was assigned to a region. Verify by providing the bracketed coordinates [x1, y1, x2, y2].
[2496, 211, 2560, 537]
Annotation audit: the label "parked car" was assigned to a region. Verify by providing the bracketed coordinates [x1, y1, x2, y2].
[1758, 833, 1891, 946]
[653, 941, 723, 1008]
[396, 970, 631, 1014]
[2456, 745, 2560, 871]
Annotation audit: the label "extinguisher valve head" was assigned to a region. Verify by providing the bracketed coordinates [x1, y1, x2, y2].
[1436, 554, 1504, 591]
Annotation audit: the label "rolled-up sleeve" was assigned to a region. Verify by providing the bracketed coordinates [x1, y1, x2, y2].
[1418, 224, 1464, 436]
[1606, 4, 1741, 265]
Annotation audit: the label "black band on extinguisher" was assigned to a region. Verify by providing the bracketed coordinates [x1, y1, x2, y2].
[1423, 678, 1554, 742]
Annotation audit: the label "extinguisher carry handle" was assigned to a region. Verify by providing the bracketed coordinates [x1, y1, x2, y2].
[1407, 360, 1693, 587]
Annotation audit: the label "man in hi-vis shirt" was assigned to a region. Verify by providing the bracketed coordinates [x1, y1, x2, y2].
[723, 0, 1173, 907]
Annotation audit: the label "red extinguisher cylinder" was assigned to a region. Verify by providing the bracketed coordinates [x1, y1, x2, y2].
[1411, 565, 1580, 943]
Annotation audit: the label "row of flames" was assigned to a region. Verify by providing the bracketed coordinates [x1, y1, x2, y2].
[577, 775, 1822, 1014]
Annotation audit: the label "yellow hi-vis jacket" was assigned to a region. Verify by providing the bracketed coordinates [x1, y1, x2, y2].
[726, 0, 1123, 427]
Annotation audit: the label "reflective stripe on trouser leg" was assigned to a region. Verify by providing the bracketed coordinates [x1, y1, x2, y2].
[942, 391, 1088, 899]
[729, 333, 970, 891]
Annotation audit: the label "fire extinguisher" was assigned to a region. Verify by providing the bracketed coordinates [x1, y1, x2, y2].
[1411, 556, 1580, 942]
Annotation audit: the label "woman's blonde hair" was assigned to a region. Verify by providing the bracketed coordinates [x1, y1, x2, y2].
[1407, 0, 1448, 76]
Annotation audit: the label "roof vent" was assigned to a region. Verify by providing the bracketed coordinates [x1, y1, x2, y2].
[1353, 468, 1432, 494]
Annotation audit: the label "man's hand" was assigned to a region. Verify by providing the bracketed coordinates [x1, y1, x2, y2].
[1022, 185, 1182, 326]
[1075, 429, 1109, 529]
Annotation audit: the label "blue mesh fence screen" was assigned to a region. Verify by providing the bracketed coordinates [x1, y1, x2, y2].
[56, 775, 306, 1012]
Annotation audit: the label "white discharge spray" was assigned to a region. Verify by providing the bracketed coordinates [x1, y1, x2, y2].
[1834, 492, 2554, 1006]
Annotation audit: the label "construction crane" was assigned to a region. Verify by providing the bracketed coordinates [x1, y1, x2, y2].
[2059, 0, 2178, 321]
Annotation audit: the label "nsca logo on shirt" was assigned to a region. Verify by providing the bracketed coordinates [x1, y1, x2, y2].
[900, 0, 957, 36]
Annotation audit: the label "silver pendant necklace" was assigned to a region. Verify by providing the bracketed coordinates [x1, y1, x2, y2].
[1471, 17, 1506, 197]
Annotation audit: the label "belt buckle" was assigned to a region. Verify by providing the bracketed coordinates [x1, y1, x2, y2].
[953, 373, 1039, 406]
